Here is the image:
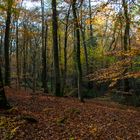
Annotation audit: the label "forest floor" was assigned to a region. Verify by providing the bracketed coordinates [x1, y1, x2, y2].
[0, 88, 140, 140]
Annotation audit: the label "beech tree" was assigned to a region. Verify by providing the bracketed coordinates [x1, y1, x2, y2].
[4, 0, 14, 86]
[122, 0, 130, 92]
[52, 0, 61, 96]
[41, 0, 48, 93]
[72, 0, 83, 101]
[62, 5, 71, 94]
[0, 66, 9, 108]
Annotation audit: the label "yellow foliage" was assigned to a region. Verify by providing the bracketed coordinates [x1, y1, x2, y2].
[85, 16, 105, 26]
[89, 124, 98, 135]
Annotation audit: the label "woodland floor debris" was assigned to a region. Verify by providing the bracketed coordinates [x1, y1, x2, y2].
[0, 88, 140, 140]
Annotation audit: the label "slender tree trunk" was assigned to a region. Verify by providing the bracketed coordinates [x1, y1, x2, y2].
[0, 66, 9, 108]
[0, 32, 5, 106]
[80, 7, 89, 75]
[33, 53, 36, 93]
[80, 6, 92, 89]
[81, 29, 89, 72]
[4, 0, 13, 86]
[23, 24, 27, 91]
[72, 0, 83, 102]
[41, 0, 48, 93]
[59, 34, 61, 65]
[16, 19, 20, 89]
[122, 0, 130, 51]
[62, 5, 71, 94]
[122, 0, 130, 92]
[50, 62, 53, 92]
[15, 1, 23, 90]
[44, 22, 48, 89]
[0, 29, 3, 56]
[89, 0, 93, 46]
[73, 26, 77, 87]
[52, 0, 61, 96]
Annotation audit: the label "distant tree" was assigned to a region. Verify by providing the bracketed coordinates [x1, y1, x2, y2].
[41, 0, 48, 93]
[62, 5, 71, 94]
[72, 0, 84, 102]
[88, 0, 93, 46]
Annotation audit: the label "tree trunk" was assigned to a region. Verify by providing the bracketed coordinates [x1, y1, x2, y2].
[41, 0, 48, 93]
[4, 0, 13, 86]
[0, 66, 9, 109]
[23, 24, 27, 91]
[0, 29, 3, 56]
[72, 0, 83, 102]
[33, 53, 36, 93]
[80, 7, 89, 76]
[122, 0, 130, 51]
[62, 5, 71, 94]
[122, 0, 130, 92]
[16, 18, 20, 89]
[52, 0, 61, 96]
[89, 0, 93, 46]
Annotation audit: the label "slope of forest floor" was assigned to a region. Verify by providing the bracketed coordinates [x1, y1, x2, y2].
[0, 88, 140, 140]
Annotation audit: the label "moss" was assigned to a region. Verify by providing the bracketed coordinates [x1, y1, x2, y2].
[0, 117, 7, 128]
[5, 126, 19, 140]
[56, 117, 67, 125]
[69, 137, 75, 140]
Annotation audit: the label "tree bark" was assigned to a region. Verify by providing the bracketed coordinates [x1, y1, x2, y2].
[52, 0, 61, 96]
[4, 0, 13, 86]
[62, 5, 71, 94]
[23, 24, 27, 91]
[41, 0, 48, 93]
[122, 0, 130, 92]
[89, 0, 93, 46]
[0, 66, 9, 108]
[15, 18, 20, 89]
[72, 0, 83, 102]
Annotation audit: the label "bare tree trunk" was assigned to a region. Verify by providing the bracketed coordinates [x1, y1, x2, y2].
[89, 0, 93, 46]
[33, 54, 36, 93]
[122, 0, 130, 51]
[80, 7, 89, 76]
[41, 0, 48, 93]
[23, 24, 27, 91]
[62, 5, 71, 94]
[0, 29, 3, 56]
[72, 0, 84, 102]
[15, 18, 20, 89]
[4, 0, 13, 86]
[15, 1, 23, 90]
[122, 0, 130, 92]
[52, 0, 61, 96]
[0, 66, 9, 109]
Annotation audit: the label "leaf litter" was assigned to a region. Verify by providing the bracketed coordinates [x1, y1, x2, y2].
[0, 88, 140, 140]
